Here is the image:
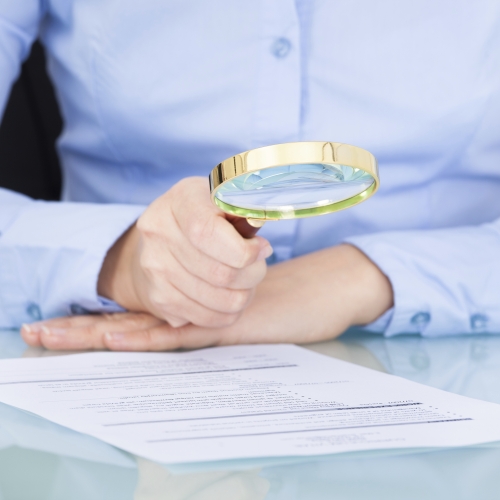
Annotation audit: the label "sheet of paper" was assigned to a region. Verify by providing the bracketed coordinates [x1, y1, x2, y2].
[0, 344, 499, 463]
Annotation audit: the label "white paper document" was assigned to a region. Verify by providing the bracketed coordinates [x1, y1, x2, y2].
[0, 344, 499, 463]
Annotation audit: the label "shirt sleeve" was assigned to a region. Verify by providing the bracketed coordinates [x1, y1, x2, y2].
[0, 3, 146, 327]
[0, 2, 42, 114]
[0, 189, 146, 327]
[345, 218, 500, 337]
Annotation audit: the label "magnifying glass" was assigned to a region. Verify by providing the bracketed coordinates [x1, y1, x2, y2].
[209, 141, 378, 228]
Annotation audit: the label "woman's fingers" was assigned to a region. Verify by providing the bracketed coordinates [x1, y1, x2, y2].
[21, 313, 223, 352]
[21, 315, 108, 347]
[170, 178, 271, 269]
[103, 322, 227, 352]
[166, 226, 269, 290]
[20, 311, 241, 352]
[22, 313, 165, 350]
[146, 249, 255, 315]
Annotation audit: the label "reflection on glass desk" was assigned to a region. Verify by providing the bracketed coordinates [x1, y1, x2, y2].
[0, 328, 499, 500]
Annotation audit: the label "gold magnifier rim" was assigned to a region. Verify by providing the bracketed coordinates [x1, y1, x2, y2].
[209, 141, 379, 221]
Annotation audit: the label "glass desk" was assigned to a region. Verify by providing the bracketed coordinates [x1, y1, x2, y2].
[0, 328, 499, 500]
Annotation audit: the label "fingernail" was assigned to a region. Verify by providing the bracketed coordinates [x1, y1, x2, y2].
[24, 323, 44, 334]
[105, 332, 125, 342]
[21, 324, 33, 336]
[258, 245, 273, 261]
[41, 326, 67, 336]
[21, 323, 39, 337]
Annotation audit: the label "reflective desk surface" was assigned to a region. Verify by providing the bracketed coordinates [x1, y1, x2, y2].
[0, 328, 499, 500]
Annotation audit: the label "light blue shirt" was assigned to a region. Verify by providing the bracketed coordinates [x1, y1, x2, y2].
[1, 0, 500, 336]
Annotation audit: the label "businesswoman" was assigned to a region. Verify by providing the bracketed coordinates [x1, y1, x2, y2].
[1, 1, 499, 351]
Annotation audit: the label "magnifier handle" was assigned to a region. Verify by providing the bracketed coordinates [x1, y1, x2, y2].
[227, 216, 265, 239]
[246, 218, 266, 229]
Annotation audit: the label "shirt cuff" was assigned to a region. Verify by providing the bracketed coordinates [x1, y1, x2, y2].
[345, 223, 500, 337]
[0, 200, 145, 327]
[68, 297, 127, 316]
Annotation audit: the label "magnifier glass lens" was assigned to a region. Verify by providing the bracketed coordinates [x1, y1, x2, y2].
[214, 163, 375, 212]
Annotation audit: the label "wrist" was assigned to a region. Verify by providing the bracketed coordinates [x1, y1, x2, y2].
[98, 224, 142, 311]
[342, 244, 394, 326]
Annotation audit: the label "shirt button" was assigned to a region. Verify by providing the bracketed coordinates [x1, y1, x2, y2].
[271, 37, 292, 58]
[410, 312, 431, 329]
[26, 302, 42, 321]
[470, 313, 488, 332]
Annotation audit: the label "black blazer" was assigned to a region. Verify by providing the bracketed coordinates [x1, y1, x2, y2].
[0, 41, 62, 201]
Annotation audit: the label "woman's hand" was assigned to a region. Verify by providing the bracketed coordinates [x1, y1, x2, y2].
[21, 244, 393, 351]
[97, 177, 272, 328]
